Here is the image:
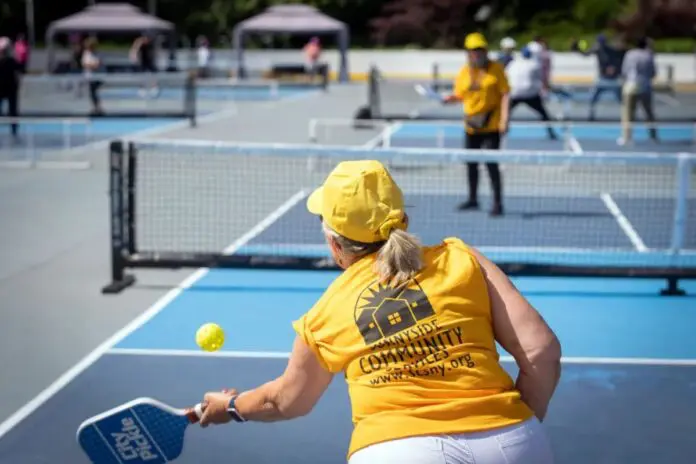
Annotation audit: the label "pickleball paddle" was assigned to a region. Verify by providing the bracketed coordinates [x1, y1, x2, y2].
[77, 397, 203, 463]
[414, 84, 445, 103]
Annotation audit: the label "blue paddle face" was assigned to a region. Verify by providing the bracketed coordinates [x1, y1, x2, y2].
[77, 400, 191, 463]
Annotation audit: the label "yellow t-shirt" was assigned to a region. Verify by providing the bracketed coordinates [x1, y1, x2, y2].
[453, 61, 510, 133]
[292, 237, 533, 459]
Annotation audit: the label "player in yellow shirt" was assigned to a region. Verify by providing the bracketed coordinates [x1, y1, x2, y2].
[444, 32, 510, 216]
[198, 160, 561, 464]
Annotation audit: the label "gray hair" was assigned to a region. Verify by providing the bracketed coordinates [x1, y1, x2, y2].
[322, 221, 423, 287]
[0, 38, 11, 57]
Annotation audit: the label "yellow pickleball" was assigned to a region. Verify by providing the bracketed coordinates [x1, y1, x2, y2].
[196, 323, 225, 352]
[578, 40, 588, 51]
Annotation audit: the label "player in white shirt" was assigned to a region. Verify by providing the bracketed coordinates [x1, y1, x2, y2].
[506, 46, 557, 139]
[196, 36, 211, 78]
[80, 37, 103, 114]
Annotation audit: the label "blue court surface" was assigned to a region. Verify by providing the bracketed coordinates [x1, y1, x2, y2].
[0, 118, 187, 151]
[384, 121, 695, 153]
[1, 182, 696, 463]
[0, 272, 695, 463]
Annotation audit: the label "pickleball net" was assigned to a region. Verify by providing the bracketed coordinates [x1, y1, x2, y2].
[102, 139, 696, 294]
[15, 73, 294, 124]
[366, 65, 692, 123]
[18, 73, 196, 123]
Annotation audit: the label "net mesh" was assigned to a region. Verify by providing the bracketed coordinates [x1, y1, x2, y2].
[126, 140, 696, 270]
[368, 65, 692, 123]
[18, 73, 195, 118]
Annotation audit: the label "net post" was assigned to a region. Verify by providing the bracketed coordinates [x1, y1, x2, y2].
[368, 66, 381, 119]
[185, 72, 197, 128]
[670, 153, 691, 253]
[127, 142, 137, 255]
[102, 140, 136, 294]
[662, 153, 692, 297]
[433, 63, 439, 91]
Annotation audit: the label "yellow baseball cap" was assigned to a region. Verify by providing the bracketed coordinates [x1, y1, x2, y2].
[306, 160, 406, 244]
[464, 32, 488, 50]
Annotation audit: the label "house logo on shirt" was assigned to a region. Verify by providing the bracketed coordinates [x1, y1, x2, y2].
[354, 279, 435, 345]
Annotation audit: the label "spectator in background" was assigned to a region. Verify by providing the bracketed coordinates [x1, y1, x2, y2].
[130, 33, 159, 98]
[498, 37, 516, 68]
[574, 34, 625, 120]
[0, 37, 21, 139]
[71, 35, 84, 73]
[13, 34, 29, 73]
[196, 36, 211, 78]
[81, 37, 104, 115]
[619, 36, 658, 146]
[506, 46, 557, 140]
[303, 36, 322, 79]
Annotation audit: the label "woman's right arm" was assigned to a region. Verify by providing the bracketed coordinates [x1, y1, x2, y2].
[468, 248, 562, 422]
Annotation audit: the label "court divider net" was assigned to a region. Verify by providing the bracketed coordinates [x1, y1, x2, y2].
[101, 139, 696, 295]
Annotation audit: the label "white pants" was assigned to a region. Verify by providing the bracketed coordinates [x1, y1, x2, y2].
[348, 417, 553, 464]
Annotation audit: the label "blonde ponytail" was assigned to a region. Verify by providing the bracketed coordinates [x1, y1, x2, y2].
[321, 222, 423, 286]
[375, 229, 423, 287]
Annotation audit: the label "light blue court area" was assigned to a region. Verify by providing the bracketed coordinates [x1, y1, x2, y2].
[387, 121, 695, 144]
[114, 269, 696, 361]
[2, 267, 696, 463]
[3, 118, 184, 135]
[0, 118, 186, 151]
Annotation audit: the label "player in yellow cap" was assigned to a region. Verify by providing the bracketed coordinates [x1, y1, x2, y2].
[442, 32, 510, 216]
[197, 160, 560, 463]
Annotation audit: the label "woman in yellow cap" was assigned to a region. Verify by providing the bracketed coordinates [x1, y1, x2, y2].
[198, 159, 560, 464]
[443, 32, 510, 216]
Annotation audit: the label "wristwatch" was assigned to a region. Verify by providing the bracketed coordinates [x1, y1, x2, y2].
[226, 395, 247, 423]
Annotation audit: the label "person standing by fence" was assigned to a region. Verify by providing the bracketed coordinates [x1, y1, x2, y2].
[13, 34, 29, 74]
[0, 37, 21, 139]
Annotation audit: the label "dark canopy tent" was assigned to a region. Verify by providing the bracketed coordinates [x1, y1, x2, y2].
[232, 4, 350, 82]
[45, 3, 176, 72]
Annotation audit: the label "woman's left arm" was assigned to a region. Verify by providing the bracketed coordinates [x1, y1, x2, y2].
[199, 336, 334, 426]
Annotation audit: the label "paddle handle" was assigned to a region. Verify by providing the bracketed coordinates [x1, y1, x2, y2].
[185, 403, 205, 424]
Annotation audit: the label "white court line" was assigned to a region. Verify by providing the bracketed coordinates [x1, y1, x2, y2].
[655, 92, 681, 108]
[361, 124, 393, 148]
[109, 348, 291, 359]
[568, 134, 584, 154]
[600, 192, 648, 252]
[0, 189, 308, 440]
[107, 348, 696, 367]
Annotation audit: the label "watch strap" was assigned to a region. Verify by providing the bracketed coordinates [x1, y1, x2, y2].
[227, 395, 247, 423]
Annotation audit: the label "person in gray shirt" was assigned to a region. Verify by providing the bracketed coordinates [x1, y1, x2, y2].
[619, 37, 658, 145]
